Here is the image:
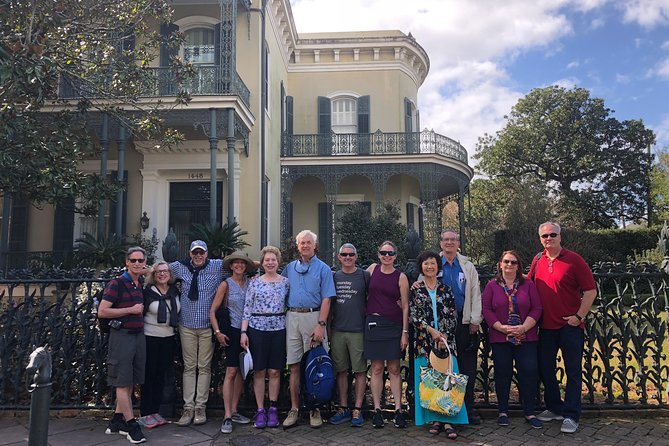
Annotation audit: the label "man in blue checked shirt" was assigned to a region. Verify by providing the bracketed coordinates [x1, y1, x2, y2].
[170, 240, 227, 427]
[281, 229, 336, 429]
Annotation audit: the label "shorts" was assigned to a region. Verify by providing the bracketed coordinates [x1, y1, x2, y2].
[107, 329, 146, 387]
[286, 310, 329, 365]
[330, 331, 367, 373]
[248, 327, 286, 371]
[363, 315, 402, 361]
[224, 327, 243, 368]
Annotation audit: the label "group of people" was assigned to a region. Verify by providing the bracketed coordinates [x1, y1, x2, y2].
[99, 222, 596, 444]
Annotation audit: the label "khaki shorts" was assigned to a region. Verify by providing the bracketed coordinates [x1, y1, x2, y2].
[286, 311, 329, 365]
[330, 331, 367, 373]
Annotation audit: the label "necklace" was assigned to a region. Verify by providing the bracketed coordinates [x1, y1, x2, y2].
[425, 280, 438, 291]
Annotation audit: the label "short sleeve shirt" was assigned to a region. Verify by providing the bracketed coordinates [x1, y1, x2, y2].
[282, 255, 336, 308]
[332, 268, 369, 332]
[102, 272, 144, 330]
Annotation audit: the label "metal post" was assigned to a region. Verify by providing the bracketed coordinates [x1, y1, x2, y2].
[98, 114, 109, 237]
[209, 108, 218, 226]
[0, 193, 11, 276]
[116, 125, 126, 236]
[26, 346, 52, 446]
[227, 108, 235, 225]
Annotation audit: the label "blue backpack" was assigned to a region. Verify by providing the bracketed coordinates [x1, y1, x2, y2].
[301, 344, 335, 408]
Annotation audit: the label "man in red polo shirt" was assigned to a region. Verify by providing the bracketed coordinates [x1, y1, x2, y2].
[530, 222, 596, 434]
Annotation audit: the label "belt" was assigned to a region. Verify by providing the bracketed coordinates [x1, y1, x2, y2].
[287, 307, 320, 313]
[251, 312, 286, 317]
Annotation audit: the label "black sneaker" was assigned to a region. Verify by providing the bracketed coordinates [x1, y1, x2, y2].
[105, 416, 128, 435]
[393, 410, 407, 428]
[126, 420, 147, 444]
[372, 409, 384, 428]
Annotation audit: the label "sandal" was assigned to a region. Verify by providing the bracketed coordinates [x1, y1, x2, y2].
[429, 422, 444, 435]
[444, 424, 458, 440]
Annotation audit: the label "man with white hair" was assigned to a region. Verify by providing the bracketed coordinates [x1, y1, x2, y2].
[281, 230, 336, 429]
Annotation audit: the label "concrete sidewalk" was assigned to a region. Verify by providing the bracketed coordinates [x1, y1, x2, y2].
[1, 411, 668, 446]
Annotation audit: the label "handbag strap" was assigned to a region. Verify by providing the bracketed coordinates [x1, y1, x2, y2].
[439, 336, 454, 375]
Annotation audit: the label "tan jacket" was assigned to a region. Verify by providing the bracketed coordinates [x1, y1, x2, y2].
[454, 253, 483, 326]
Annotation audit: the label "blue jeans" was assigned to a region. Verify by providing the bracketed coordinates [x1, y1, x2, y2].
[491, 341, 538, 416]
[538, 325, 584, 421]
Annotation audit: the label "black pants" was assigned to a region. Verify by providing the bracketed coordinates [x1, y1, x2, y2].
[140, 335, 175, 416]
[455, 312, 478, 418]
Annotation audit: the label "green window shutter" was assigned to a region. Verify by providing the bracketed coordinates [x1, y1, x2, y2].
[406, 203, 415, 230]
[317, 96, 331, 155]
[418, 205, 424, 241]
[357, 95, 370, 155]
[53, 198, 75, 263]
[160, 23, 179, 67]
[318, 202, 332, 263]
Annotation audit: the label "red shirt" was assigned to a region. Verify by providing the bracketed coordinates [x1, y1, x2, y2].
[530, 248, 596, 330]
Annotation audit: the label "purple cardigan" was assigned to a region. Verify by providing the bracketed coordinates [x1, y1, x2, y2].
[482, 279, 543, 344]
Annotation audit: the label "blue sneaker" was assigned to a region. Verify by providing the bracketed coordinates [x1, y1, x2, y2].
[329, 408, 351, 425]
[351, 409, 364, 427]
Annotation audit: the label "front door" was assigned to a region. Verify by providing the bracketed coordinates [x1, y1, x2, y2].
[169, 182, 223, 258]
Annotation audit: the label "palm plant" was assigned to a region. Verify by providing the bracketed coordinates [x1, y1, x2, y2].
[75, 232, 128, 268]
[188, 221, 250, 259]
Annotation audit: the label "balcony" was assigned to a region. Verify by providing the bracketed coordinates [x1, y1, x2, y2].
[281, 129, 468, 164]
[58, 66, 250, 107]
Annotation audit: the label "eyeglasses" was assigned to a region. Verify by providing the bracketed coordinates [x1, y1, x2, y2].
[540, 233, 559, 239]
[128, 258, 145, 263]
[502, 259, 519, 265]
[378, 250, 397, 257]
[441, 238, 458, 242]
[155, 270, 170, 275]
[191, 249, 206, 255]
[294, 262, 311, 274]
[339, 252, 356, 257]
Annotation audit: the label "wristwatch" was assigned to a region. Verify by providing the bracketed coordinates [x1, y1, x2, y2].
[574, 314, 583, 321]
[214, 329, 221, 335]
[318, 320, 326, 327]
[241, 330, 247, 334]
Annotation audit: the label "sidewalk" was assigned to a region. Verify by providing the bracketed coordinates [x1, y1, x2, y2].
[1, 411, 668, 445]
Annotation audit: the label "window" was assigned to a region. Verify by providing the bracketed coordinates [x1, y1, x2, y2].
[331, 98, 357, 134]
[184, 28, 215, 65]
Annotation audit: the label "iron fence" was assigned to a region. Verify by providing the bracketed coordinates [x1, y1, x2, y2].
[0, 262, 667, 411]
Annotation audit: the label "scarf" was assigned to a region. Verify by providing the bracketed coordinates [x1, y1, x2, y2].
[144, 285, 179, 327]
[180, 258, 210, 301]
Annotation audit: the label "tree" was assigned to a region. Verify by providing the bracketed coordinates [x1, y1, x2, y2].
[475, 86, 656, 229]
[1, 0, 189, 212]
[335, 202, 407, 266]
[650, 149, 669, 224]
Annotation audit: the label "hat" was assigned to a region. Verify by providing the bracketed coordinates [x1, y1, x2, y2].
[239, 348, 254, 379]
[190, 240, 208, 252]
[223, 251, 257, 274]
[429, 340, 453, 374]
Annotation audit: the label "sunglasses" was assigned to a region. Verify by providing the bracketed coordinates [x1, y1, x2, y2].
[191, 249, 206, 255]
[128, 258, 145, 263]
[540, 233, 559, 239]
[502, 259, 519, 265]
[339, 253, 356, 257]
[155, 270, 170, 274]
[378, 250, 397, 257]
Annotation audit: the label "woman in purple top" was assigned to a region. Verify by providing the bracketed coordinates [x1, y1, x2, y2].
[482, 250, 543, 429]
[364, 240, 410, 429]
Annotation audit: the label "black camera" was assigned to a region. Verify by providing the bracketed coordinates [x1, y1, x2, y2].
[108, 319, 122, 330]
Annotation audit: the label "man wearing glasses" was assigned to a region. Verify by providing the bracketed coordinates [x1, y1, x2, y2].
[99, 247, 148, 444]
[439, 229, 482, 425]
[169, 240, 226, 427]
[329, 243, 369, 427]
[281, 230, 336, 429]
[530, 222, 596, 434]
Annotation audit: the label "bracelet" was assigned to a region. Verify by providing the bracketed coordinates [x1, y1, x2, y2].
[241, 330, 247, 334]
[402, 329, 409, 333]
[574, 314, 583, 321]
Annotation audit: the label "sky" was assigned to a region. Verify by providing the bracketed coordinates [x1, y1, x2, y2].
[289, 0, 669, 164]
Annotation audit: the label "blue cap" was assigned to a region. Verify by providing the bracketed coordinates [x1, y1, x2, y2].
[190, 240, 208, 252]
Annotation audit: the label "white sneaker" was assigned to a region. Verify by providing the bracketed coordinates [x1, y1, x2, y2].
[231, 412, 251, 424]
[561, 418, 579, 433]
[220, 418, 233, 434]
[537, 409, 564, 422]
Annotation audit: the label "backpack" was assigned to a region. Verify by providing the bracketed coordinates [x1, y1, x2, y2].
[527, 252, 543, 281]
[96, 277, 129, 334]
[301, 344, 335, 408]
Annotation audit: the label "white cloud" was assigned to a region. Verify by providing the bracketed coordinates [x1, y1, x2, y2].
[551, 77, 581, 89]
[662, 40, 669, 50]
[653, 114, 669, 149]
[648, 57, 669, 79]
[570, 0, 609, 11]
[620, 0, 669, 28]
[616, 73, 631, 84]
[567, 61, 580, 69]
[589, 17, 605, 29]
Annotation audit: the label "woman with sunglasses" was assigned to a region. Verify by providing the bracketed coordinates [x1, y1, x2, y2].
[139, 261, 181, 429]
[364, 241, 410, 429]
[482, 250, 543, 428]
[410, 250, 464, 440]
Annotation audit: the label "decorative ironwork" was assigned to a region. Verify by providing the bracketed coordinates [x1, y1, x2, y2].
[1, 262, 666, 411]
[282, 129, 468, 163]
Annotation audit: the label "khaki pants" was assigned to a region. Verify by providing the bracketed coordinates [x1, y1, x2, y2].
[179, 325, 214, 409]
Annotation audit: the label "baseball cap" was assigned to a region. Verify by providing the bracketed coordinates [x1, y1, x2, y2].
[190, 240, 208, 252]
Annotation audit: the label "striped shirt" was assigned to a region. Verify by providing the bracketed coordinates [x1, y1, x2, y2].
[102, 272, 144, 330]
[170, 259, 227, 329]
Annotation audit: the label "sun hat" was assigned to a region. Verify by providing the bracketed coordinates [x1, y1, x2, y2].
[190, 240, 208, 252]
[429, 338, 453, 374]
[239, 348, 254, 379]
[223, 251, 257, 274]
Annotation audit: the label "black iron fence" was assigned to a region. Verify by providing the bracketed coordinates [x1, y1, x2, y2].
[0, 262, 667, 411]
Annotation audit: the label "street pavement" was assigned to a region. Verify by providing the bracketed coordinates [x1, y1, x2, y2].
[1, 410, 668, 446]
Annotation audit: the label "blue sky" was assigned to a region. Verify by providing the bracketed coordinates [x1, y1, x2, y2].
[290, 0, 669, 162]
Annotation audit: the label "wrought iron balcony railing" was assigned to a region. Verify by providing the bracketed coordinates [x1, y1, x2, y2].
[58, 66, 250, 107]
[281, 129, 468, 164]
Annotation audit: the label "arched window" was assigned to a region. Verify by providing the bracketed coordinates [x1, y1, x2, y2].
[331, 97, 357, 134]
[184, 27, 215, 64]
